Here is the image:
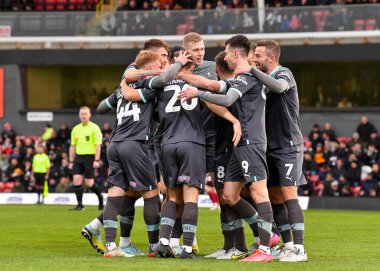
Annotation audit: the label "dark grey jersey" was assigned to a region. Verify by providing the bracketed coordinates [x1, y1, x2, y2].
[106, 81, 156, 143]
[193, 60, 218, 135]
[265, 66, 303, 149]
[144, 77, 205, 146]
[215, 78, 234, 155]
[229, 73, 266, 146]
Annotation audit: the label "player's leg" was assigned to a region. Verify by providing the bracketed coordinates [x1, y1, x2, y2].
[103, 185, 133, 258]
[102, 142, 133, 258]
[279, 186, 307, 262]
[157, 143, 181, 258]
[81, 211, 106, 254]
[118, 190, 142, 255]
[71, 174, 84, 210]
[169, 203, 184, 255]
[158, 186, 182, 258]
[83, 156, 104, 210]
[234, 145, 273, 262]
[141, 188, 161, 257]
[34, 173, 44, 204]
[180, 184, 200, 259]
[268, 187, 293, 259]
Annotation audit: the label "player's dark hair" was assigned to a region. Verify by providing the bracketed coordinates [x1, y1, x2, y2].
[173, 51, 194, 70]
[143, 39, 169, 53]
[168, 46, 185, 62]
[225, 35, 251, 57]
[255, 40, 281, 61]
[214, 51, 232, 74]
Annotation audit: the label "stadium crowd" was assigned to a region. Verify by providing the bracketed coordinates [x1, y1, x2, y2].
[1, 115, 379, 198]
[0, 0, 379, 12]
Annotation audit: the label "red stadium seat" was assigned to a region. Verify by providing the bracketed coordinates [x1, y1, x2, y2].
[68, 0, 78, 10]
[337, 136, 351, 143]
[3, 182, 15, 193]
[365, 18, 376, 30]
[350, 186, 361, 197]
[354, 19, 365, 31]
[35, 0, 44, 10]
[56, 0, 68, 11]
[45, 0, 57, 11]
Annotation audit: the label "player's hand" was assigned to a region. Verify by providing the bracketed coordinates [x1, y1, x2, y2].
[93, 161, 100, 169]
[68, 162, 74, 170]
[177, 86, 198, 101]
[232, 120, 242, 147]
[234, 64, 252, 75]
[120, 77, 127, 88]
[174, 51, 192, 66]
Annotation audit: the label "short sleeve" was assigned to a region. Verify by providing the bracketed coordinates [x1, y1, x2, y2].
[275, 69, 296, 92]
[142, 76, 159, 90]
[138, 88, 157, 103]
[229, 74, 252, 97]
[70, 128, 77, 146]
[94, 125, 103, 145]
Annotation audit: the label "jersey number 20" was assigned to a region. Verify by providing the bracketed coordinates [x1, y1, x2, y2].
[164, 84, 198, 113]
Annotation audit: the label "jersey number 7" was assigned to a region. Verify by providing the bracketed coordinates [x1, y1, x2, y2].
[164, 84, 198, 113]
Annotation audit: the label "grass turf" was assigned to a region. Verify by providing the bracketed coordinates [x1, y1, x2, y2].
[0, 205, 379, 271]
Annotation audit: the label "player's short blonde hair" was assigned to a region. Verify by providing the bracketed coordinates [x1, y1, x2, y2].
[135, 50, 161, 68]
[183, 32, 203, 46]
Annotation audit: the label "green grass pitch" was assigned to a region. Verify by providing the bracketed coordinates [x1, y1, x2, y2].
[1, 205, 380, 271]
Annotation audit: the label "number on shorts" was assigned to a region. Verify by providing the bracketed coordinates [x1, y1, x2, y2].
[217, 166, 225, 179]
[285, 163, 293, 176]
[117, 99, 141, 125]
[242, 160, 249, 174]
[164, 84, 198, 113]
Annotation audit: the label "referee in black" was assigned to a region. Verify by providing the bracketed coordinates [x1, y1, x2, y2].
[69, 106, 104, 211]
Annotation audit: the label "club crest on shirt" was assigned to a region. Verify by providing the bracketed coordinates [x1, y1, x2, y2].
[235, 76, 248, 86]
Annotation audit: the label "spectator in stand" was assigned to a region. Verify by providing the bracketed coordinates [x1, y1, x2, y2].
[350, 132, 362, 147]
[56, 123, 71, 149]
[356, 116, 377, 144]
[323, 171, 341, 197]
[337, 97, 352, 108]
[323, 122, 337, 142]
[310, 131, 324, 151]
[324, 141, 339, 167]
[228, 0, 245, 8]
[359, 173, 378, 197]
[101, 122, 112, 137]
[1, 122, 17, 145]
[344, 160, 361, 189]
[308, 124, 321, 141]
[303, 151, 318, 177]
[331, 159, 345, 181]
[337, 140, 350, 160]
[368, 132, 380, 151]
[56, 176, 71, 193]
[41, 124, 55, 143]
[314, 144, 326, 166]
[351, 142, 367, 165]
[365, 144, 379, 166]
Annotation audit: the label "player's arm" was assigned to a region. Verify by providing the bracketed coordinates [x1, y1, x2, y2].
[97, 91, 118, 114]
[204, 101, 242, 147]
[178, 87, 240, 107]
[124, 67, 162, 83]
[148, 51, 192, 89]
[120, 80, 156, 102]
[250, 67, 288, 93]
[178, 73, 227, 93]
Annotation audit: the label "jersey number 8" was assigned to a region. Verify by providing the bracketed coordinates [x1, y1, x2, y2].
[164, 84, 198, 113]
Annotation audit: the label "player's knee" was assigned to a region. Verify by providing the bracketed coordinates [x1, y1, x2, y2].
[222, 192, 238, 206]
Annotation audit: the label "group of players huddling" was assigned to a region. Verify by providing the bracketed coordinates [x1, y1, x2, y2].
[80, 32, 308, 262]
